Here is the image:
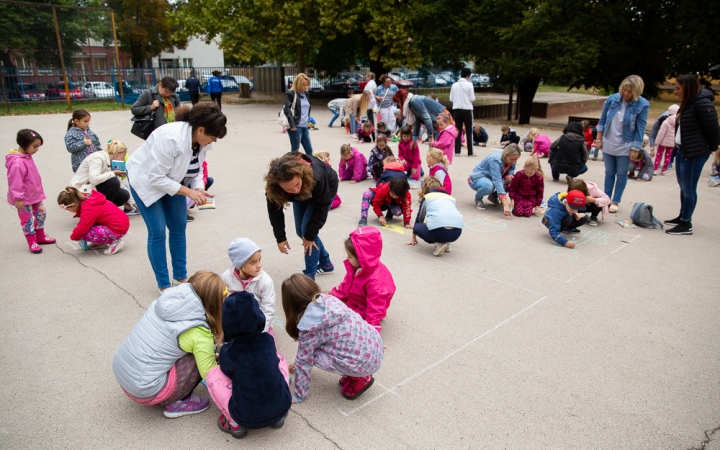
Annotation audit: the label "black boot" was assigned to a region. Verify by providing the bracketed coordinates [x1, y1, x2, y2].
[666, 221, 692, 235]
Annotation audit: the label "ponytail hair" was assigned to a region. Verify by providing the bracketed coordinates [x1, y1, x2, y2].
[427, 148, 449, 166]
[106, 139, 127, 155]
[57, 186, 86, 208]
[188, 271, 225, 345]
[67, 109, 90, 131]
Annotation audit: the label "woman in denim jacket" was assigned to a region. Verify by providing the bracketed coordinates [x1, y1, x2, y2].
[595, 75, 650, 212]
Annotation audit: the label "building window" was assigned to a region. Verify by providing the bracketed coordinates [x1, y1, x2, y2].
[182, 58, 193, 68]
[159, 58, 177, 68]
[93, 57, 106, 74]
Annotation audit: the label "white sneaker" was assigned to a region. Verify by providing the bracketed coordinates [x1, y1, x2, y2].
[433, 243, 449, 257]
[710, 179, 720, 187]
[445, 244, 451, 253]
[475, 199, 486, 210]
[104, 239, 125, 255]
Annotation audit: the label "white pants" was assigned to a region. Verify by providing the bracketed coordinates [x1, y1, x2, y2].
[378, 106, 396, 132]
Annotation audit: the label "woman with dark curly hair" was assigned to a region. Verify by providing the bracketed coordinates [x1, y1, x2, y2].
[265, 153, 339, 279]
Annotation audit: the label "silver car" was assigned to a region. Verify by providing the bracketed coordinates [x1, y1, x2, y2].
[82, 81, 115, 98]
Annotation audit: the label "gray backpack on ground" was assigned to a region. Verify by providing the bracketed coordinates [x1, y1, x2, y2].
[630, 202, 663, 228]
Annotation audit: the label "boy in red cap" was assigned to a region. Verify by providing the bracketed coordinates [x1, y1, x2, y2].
[542, 189, 588, 249]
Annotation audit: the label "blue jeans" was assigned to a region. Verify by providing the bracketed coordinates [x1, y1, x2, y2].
[675, 147, 710, 222]
[328, 109, 340, 127]
[350, 114, 358, 135]
[129, 185, 187, 289]
[288, 126, 313, 156]
[603, 154, 630, 203]
[469, 177, 496, 202]
[293, 202, 331, 279]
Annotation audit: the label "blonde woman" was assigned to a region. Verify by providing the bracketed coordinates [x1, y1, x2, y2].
[283, 73, 314, 156]
[595, 75, 650, 212]
[343, 90, 371, 136]
[69, 139, 132, 209]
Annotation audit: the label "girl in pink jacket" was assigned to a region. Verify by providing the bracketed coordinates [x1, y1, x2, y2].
[431, 113, 458, 165]
[5, 129, 55, 253]
[398, 125, 421, 180]
[652, 105, 678, 175]
[338, 144, 369, 183]
[330, 226, 396, 334]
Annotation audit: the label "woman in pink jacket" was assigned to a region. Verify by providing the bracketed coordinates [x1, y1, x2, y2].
[338, 144, 369, 183]
[431, 114, 458, 165]
[330, 226, 395, 333]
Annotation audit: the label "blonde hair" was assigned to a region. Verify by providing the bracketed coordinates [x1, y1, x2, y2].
[437, 113, 452, 125]
[340, 144, 353, 157]
[57, 186, 86, 207]
[527, 128, 539, 140]
[501, 143, 522, 163]
[188, 271, 225, 345]
[419, 176, 442, 200]
[524, 156, 545, 178]
[382, 156, 397, 167]
[106, 139, 127, 156]
[619, 75, 644, 101]
[292, 73, 311, 91]
[359, 91, 371, 115]
[427, 148, 449, 166]
[315, 151, 330, 162]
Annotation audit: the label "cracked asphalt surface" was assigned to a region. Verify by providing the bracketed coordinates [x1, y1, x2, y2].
[1, 104, 718, 449]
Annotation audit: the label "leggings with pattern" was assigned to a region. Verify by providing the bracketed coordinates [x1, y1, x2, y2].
[82, 225, 124, 244]
[18, 203, 45, 236]
[654, 145, 674, 172]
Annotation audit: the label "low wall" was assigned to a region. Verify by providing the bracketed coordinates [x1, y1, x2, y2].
[531, 97, 606, 118]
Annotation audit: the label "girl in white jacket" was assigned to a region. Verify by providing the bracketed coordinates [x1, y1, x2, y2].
[221, 237, 276, 332]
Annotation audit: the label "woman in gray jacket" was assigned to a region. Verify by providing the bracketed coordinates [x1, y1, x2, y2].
[131, 77, 181, 138]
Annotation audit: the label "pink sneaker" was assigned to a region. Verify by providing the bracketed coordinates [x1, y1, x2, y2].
[661, 171, 667, 176]
[341, 376, 374, 400]
[163, 395, 210, 418]
[104, 239, 125, 255]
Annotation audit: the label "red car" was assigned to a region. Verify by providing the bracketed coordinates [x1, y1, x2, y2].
[358, 73, 413, 91]
[46, 82, 84, 100]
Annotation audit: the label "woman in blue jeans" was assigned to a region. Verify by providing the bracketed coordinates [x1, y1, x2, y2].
[664, 74, 719, 235]
[392, 89, 446, 143]
[266, 152, 339, 279]
[126, 103, 227, 290]
[595, 75, 650, 213]
[468, 144, 521, 215]
[284, 73, 313, 156]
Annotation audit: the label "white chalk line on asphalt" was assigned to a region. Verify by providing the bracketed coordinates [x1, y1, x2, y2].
[338, 295, 549, 417]
[564, 233, 641, 283]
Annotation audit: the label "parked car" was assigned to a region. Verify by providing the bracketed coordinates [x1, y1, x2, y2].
[13, 83, 45, 101]
[201, 79, 240, 93]
[46, 82, 84, 99]
[402, 71, 436, 88]
[322, 76, 360, 94]
[436, 73, 456, 86]
[176, 80, 188, 92]
[234, 76, 254, 90]
[387, 73, 413, 88]
[434, 77, 449, 87]
[82, 81, 115, 98]
[438, 71, 458, 81]
[115, 80, 149, 95]
[284, 75, 322, 93]
[470, 73, 492, 87]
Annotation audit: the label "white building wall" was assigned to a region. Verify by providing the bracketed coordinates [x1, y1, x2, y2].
[155, 38, 224, 68]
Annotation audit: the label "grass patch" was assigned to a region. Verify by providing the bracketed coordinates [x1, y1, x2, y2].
[0, 100, 128, 116]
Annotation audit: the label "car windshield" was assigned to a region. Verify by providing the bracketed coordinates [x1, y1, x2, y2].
[402, 73, 416, 79]
[20, 84, 38, 90]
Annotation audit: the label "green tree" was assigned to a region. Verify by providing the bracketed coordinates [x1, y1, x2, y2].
[107, 0, 175, 67]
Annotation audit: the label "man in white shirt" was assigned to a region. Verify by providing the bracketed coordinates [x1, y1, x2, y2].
[449, 68, 476, 156]
[364, 72, 377, 126]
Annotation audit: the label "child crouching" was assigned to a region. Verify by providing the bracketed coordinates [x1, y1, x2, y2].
[283, 274, 384, 402]
[566, 176, 611, 227]
[58, 186, 129, 255]
[542, 190, 588, 249]
[358, 177, 412, 228]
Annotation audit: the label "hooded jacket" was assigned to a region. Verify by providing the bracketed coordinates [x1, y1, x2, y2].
[70, 190, 130, 240]
[398, 139, 421, 180]
[219, 292, 291, 429]
[65, 127, 102, 172]
[432, 125, 458, 163]
[330, 227, 395, 331]
[377, 161, 407, 185]
[5, 149, 46, 205]
[549, 132, 588, 168]
[292, 294, 384, 403]
[221, 268, 275, 332]
[542, 192, 574, 246]
[112, 284, 209, 399]
[585, 181, 611, 220]
[655, 114, 677, 148]
[370, 181, 413, 224]
[69, 150, 116, 192]
[676, 88, 719, 159]
[267, 153, 339, 243]
[339, 147, 369, 182]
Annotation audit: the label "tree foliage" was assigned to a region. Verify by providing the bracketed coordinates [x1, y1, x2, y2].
[107, 0, 175, 67]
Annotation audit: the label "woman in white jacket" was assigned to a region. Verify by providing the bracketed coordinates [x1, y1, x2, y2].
[221, 237, 276, 332]
[69, 139, 131, 208]
[126, 103, 227, 291]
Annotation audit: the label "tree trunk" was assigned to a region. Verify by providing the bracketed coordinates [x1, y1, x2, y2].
[297, 46, 306, 74]
[517, 76, 541, 125]
[369, 60, 387, 79]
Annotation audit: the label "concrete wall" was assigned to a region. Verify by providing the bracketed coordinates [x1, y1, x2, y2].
[156, 38, 224, 68]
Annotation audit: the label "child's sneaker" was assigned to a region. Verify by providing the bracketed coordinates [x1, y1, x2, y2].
[653, 170, 658, 176]
[661, 171, 667, 176]
[445, 244, 451, 253]
[710, 178, 720, 187]
[341, 376, 374, 400]
[217, 413, 247, 438]
[433, 243, 449, 257]
[588, 217, 599, 227]
[562, 228, 581, 234]
[78, 239, 99, 251]
[104, 239, 125, 255]
[163, 395, 210, 418]
[316, 264, 334, 275]
[125, 207, 141, 216]
[358, 218, 368, 227]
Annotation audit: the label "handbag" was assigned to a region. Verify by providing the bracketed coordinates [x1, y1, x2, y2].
[278, 92, 297, 128]
[131, 111, 155, 140]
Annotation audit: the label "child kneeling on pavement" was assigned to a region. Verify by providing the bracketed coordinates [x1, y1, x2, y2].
[542, 190, 588, 249]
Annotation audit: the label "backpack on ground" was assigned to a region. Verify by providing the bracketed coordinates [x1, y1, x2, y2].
[630, 202, 663, 228]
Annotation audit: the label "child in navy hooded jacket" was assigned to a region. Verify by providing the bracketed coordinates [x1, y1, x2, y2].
[214, 291, 291, 438]
[541, 190, 588, 249]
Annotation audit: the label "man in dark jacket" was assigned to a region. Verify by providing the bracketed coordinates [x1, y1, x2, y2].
[130, 77, 181, 139]
[185, 71, 201, 105]
[549, 121, 589, 181]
